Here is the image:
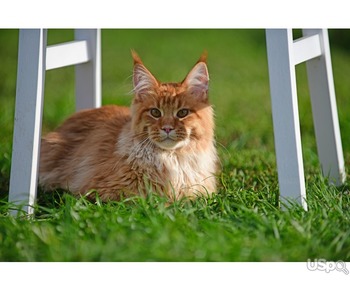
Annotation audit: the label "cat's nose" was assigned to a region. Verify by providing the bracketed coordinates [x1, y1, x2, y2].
[162, 126, 174, 134]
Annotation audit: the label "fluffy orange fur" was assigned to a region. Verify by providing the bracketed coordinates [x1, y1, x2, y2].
[39, 51, 219, 201]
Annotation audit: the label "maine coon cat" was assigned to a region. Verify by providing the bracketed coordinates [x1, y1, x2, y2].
[39, 51, 218, 202]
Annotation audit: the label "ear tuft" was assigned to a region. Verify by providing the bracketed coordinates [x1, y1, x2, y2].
[198, 50, 208, 63]
[131, 49, 142, 65]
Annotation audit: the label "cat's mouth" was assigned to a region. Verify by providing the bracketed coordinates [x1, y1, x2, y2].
[156, 137, 188, 150]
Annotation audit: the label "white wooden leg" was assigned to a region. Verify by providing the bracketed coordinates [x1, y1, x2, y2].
[303, 29, 346, 186]
[74, 29, 101, 110]
[266, 29, 307, 210]
[9, 29, 47, 215]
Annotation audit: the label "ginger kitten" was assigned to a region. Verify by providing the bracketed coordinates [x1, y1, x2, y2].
[39, 51, 218, 202]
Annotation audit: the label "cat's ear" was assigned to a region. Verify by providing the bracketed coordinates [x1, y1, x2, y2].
[182, 52, 209, 100]
[131, 50, 158, 99]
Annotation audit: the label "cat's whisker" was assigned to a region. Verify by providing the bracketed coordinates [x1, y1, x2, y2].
[113, 137, 148, 170]
[114, 132, 148, 146]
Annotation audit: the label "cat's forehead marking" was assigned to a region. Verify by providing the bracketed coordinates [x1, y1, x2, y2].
[158, 83, 184, 98]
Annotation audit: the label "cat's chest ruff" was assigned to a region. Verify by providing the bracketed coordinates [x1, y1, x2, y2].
[126, 140, 164, 171]
[126, 140, 212, 190]
[127, 140, 178, 173]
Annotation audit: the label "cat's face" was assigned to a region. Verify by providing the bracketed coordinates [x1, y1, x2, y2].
[130, 51, 214, 151]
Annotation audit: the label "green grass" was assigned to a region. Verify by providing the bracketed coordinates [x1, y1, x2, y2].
[0, 29, 350, 261]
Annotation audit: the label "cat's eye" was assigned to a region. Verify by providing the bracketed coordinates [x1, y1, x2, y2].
[150, 108, 162, 118]
[176, 109, 189, 119]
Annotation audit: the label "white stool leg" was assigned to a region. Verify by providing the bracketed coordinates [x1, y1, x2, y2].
[266, 29, 307, 210]
[75, 29, 101, 110]
[303, 29, 346, 186]
[9, 29, 47, 215]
